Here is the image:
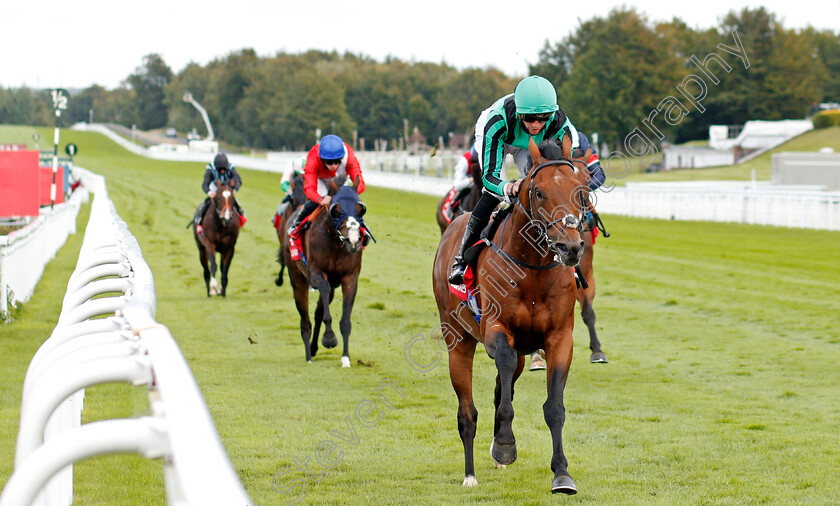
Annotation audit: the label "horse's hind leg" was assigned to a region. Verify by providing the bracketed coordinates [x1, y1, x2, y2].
[291, 279, 313, 363]
[578, 273, 607, 363]
[337, 274, 359, 368]
[448, 336, 479, 486]
[488, 330, 519, 467]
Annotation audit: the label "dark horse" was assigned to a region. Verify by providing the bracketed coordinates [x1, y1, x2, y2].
[275, 174, 307, 286]
[436, 156, 483, 233]
[193, 180, 241, 296]
[432, 138, 589, 494]
[281, 177, 367, 367]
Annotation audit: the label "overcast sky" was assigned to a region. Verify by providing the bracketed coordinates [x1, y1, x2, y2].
[2, 0, 839, 90]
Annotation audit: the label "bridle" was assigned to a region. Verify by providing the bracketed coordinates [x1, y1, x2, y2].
[214, 181, 235, 222]
[518, 159, 586, 247]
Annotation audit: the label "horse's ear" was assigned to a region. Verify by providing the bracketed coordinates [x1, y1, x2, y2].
[330, 203, 341, 218]
[352, 175, 360, 190]
[528, 136, 541, 165]
[561, 133, 573, 159]
[328, 179, 339, 195]
[356, 201, 367, 216]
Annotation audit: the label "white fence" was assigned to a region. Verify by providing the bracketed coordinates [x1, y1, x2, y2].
[0, 168, 251, 506]
[596, 181, 840, 231]
[0, 186, 87, 319]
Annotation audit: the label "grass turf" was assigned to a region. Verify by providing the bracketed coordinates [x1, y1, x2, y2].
[1, 125, 839, 504]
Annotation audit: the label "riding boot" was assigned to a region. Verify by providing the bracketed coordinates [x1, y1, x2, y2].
[448, 212, 486, 285]
[287, 200, 319, 238]
[194, 198, 211, 225]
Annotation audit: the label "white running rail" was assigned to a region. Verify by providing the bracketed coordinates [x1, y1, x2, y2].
[0, 168, 251, 506]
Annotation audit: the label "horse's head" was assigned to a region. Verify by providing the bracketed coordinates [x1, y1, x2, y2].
[212, 179, 236, 225]
[519, 137, 587, 267]
[328, 179, 366, 253]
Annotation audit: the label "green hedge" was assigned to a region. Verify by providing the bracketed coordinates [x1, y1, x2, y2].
[812, 109, 840, 129]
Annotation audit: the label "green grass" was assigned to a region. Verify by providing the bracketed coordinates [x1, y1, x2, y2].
[2, 125, 840, 504]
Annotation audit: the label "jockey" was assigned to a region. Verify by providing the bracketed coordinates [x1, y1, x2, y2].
[452, 144, 478, 200]
[448, 75, 579, 285]
[193, 153, 245, 234]
[286, 134, 366, 244]
[573, 131, 606, 191]
[276, 154, 306, 217]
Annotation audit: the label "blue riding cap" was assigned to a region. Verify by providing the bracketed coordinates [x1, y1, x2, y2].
[319, 135, 346, 160]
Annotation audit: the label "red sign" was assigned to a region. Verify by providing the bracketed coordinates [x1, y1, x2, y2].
[0, 144, 27, 151]
[0, 151, 40, 217]
[39, 166, 64, 206]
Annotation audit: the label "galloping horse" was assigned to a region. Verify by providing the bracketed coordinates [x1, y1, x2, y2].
[193, 180, 241, 296]
[570, 157, 608, 364]
[436, 156, 483, 233]
[275, 174, 307, 286]
[281, 176, 367, 367]
[432, 137, 588, 494]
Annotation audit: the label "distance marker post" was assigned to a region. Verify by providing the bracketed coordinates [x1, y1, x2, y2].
[49, 88, 68, 209]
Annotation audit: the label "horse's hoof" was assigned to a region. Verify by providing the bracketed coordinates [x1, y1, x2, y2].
[275, 277, 283, 287]
[462, 476, 478, 487]
[307, 360, 312, 364]
[551, 474, 577, 495]
[529, 355, 546, 371]
[490, 439, 517, 466]
[590, 352, 608, 363]
[340, 356, 351, 368]
[322, 334, 338, 349]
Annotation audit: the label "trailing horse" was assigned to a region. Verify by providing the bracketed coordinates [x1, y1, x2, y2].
[274, 174, 307, 286]
[432, 138, 589, 494]
[193, 180, 241, 297]
[436, 155, 483, 233]
[281, 176, 369, 367]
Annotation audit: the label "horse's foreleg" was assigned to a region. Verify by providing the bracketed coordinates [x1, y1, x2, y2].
[311, 273, 337, 350]
[198, 244, 211, 297]
[493, 351, 525, 468]
[312, 297, 324, 358]
[448, 338, 478, 486]
[489, 331, 518, 467]
[206, 244, 219, 295]
[543, 327, 577, 494]
[338, 275, 359, 368]
[220, 248, 235, 297]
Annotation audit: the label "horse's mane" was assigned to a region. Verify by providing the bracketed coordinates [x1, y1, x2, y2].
[537, 140, 565, 161]
[524, 140, 567, 175]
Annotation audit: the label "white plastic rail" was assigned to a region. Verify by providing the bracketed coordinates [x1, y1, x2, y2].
[0, 168, 251, 506]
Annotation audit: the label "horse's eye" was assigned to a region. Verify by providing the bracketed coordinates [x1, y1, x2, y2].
[535, 188, 544, 199]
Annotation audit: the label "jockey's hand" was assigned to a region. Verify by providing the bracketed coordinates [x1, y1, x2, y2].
[320, 195, 332, 208]
[208, 191, 216, 198]
[503, 179, 524, 204]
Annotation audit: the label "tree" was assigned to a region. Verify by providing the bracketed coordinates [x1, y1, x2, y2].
[126, 53, 173, 130]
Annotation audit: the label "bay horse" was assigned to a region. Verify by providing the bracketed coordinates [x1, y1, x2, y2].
[569, 157, 609, 364]
[193, 180, 241, 296]
[275, 174, 306, 286]
[436, 156, 483, 233]
[281, 176, 367, 367]
[432, 137, 589, 494]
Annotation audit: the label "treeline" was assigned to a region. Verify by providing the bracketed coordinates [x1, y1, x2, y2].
[1, 7, 838, 150]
